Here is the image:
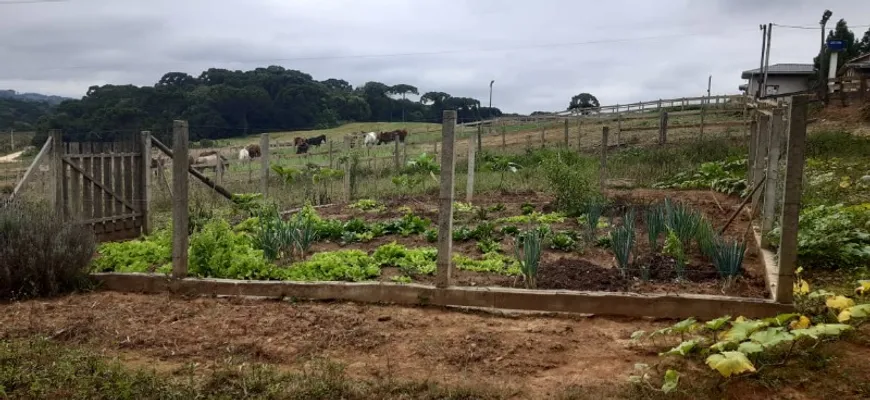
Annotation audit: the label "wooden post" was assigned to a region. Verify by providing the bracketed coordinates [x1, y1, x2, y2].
[501, 121, 506, 150]
[563, 119, 569, 147]
[477, 123, 482, 153]
[658, 111, 669, 145]
[748, 119, 759, 185]
[342, 136, 351, 202]
[540, 124, 546, 148]
[776, 95, 808, 304]
[577, 118, 583, 151]
[171, 120, 189, 279]
[752, 114, 771, 210]
[436, 110, 457, 289]
[760, 108, 784, 248]
[260, 133, 270, 197]
[393, 138, 400, 170]
[51, 130, 64, 218]
[700, 99, 707, 140]
[616, 105, 623, 147]
[140, 131, 152, 235]
[328, 140, 334, 169]
[600, 127, 609, 189]
[466, 141, 475, 203]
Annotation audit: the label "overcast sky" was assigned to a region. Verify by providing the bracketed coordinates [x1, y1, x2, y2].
[1, 0, 869, 113]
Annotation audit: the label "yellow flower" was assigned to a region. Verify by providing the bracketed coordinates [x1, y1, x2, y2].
[825, 295, 855, 311]
[789, 315, 811, 330]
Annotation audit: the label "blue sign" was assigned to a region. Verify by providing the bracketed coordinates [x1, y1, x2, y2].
[827, 40, 846, 51]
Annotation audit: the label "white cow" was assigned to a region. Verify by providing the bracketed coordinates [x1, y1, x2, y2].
[238, 148, 251, 161]
[363, 131, 377, 147]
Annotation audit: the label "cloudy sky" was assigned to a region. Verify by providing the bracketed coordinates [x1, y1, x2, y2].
[1, 0, 869, 113]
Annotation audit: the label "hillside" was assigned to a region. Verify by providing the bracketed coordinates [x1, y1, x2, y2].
[0, 89, 70, 105]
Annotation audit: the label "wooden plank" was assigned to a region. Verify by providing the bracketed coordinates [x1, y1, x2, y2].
[132, 138, 143, 233]
[81, 143, 93, 221]
[103, 142, 115, 227]
[91, 142, 103, 234]
[60, 139, 69, 219]
[63, 157, 137, 213]
[79, 212, 142, 225]
[113, 143, 123, 228]
[10, 137, 52, 201]
[51, 131, 64, 216]
[69, 143, 81, 220]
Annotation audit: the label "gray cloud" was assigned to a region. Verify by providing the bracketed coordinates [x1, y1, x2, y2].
[1, 0, 869, 113]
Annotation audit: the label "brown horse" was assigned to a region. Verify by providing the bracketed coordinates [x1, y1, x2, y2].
[376, 129, 409, 145]
[245, 144, 261, 158]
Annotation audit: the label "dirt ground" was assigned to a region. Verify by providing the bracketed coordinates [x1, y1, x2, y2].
[312, 188, 769, 298]
[2, 292, 869, 399]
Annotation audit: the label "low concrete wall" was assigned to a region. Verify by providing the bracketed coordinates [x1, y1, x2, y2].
[92, 273, 793, 320]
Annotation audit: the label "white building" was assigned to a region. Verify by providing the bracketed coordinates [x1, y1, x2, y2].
[740, 63, 815, 97]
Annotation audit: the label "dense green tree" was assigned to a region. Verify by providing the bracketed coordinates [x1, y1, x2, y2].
[30, 66, 501, 145]
[567, 93, 600, 113]
[858, 27, 870, 55]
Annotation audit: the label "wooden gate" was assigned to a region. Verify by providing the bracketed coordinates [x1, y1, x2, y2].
[54, 131, 151, 241]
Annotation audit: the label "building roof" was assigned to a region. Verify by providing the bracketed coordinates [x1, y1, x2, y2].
[845, 53, 870, 64]
[741, 63, 815, 79]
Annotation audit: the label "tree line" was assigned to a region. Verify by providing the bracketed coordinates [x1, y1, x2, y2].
[0, 97, 52, 132]
[33, 66, 503, 145]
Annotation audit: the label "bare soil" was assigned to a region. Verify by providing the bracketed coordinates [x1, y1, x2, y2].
[2, 292, 869, 399]
[312, 188, 769, 298]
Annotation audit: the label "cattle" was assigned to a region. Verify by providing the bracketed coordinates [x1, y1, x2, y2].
[363, 132, 377, 147]
[238, 148, 251, 161]
[296, 141, 310, 154]
[245, 144, 261, 158]
[306, 134, 327, 147]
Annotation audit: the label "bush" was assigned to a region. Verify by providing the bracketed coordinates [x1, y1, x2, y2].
[541, 150, 600, 216]
[0, 201, 96, 300]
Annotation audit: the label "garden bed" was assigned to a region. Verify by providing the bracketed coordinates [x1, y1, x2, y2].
[300, 189, 769, 299]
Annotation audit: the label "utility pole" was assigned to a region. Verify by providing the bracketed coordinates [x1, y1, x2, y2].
[9, 128, 13, 151]
[489, 80, 495, 112]
[819, 10, 833, 102]
[757, 24, 767, 98]
[762, 23, 773, 97]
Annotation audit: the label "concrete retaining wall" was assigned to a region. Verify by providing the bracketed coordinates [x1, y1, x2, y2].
[92, 273, 793, 320]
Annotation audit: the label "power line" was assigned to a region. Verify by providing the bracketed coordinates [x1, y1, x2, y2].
[774, 23, 870, 30]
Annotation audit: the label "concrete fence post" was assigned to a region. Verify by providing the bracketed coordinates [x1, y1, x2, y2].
[435, 110, 457, 289]
[393, 138, 400, 170]
[748, 119, 759, 185]
[776, 95, 809, 304]
[171, 120, 189, 279]
[600, 126, 609, 189]
[466, 141, 475, 203]
[260, 133, 270, 198]
[752, 114, 771, 212]
[760, 108, 784, 248]
[342, 136, 351, 202]
[140, 131, 152, 235]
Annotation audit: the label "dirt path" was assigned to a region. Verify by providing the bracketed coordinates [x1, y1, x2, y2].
[2, 292, 869, 398]
[0, 150, 23, 163]
[0, 292, 663, 397]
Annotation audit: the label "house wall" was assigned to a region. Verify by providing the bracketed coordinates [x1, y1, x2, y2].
[746, 75, 810, 96]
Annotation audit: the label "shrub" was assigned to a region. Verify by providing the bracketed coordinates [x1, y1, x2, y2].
[541, 150, 600, 216]
[477, 238, 501, 254]
[0, 201, 96, 300]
